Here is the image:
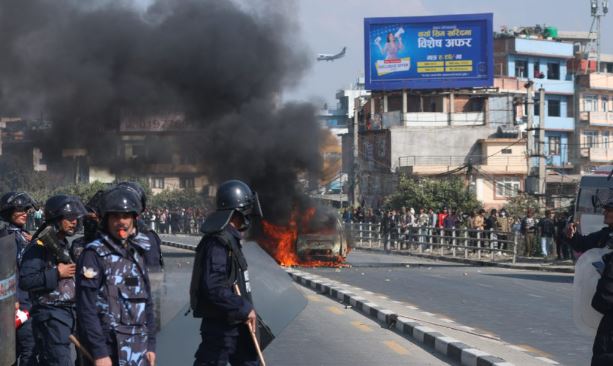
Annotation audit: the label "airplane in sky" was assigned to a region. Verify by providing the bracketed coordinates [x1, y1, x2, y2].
[317, 47, 346, 61]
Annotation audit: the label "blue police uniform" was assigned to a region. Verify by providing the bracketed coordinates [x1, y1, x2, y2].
[76, 231, 156, 365]
[20, 236, 76, 366]
[3, 224, 38, 365]
[193, 225, 258, 366]
[568, 226, 613, 253]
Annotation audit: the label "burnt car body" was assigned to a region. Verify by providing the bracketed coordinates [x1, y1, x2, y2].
[295, 218, 349, 262]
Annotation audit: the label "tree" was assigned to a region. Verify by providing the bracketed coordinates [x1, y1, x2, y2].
[503, 193, 540, 218]
[384, 176, 481, 213]
[149, 188, 211, 209]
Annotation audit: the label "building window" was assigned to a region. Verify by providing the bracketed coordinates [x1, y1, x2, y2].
[534, 62, 544, 79]
[547, 62, 560, 80]
[151, 177, 165, 189]
[585, 131, 598, 148]
[501, 149, 512, 154]
[603, 131, 610, 149]
[515, 60, 528, 78]
[548, 100, 561, 117]
[584, 95, 598, 112]
[548, 136, 561, 155]
[180, 177, 195, 189]
[495, 177, 521, 198]
[604, 97, 609, 113]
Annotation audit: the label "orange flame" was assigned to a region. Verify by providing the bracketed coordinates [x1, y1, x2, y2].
[258, 207, 346, 267]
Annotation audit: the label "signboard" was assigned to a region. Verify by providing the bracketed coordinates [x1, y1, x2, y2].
[120, 112, 193, 132]
[364, 13, 493, 90]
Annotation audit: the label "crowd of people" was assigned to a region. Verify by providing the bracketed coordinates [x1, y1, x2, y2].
[342, 206, 573, 259]
[140, 207, 208, 235]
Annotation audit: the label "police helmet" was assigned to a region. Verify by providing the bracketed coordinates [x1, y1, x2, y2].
[44, 195, 87, 222]
[116, 181, 147, 212]
[86, 189, 106, 216]
[201, 180, 262, 233]
[216, 180, 263, 218]
[0, 192, 37, 214]
[99, 187, 142, 218]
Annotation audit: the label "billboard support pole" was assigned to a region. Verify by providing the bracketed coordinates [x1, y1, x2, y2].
[352, 99, 360, 208]
[383, 93, 388, 113]
[402, 90, 407, 115]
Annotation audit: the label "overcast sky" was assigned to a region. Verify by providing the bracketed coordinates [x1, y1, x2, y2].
[284, 0, 613, 106]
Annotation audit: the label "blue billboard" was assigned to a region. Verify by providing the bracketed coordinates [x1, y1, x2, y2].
[364, 13, 493, 90]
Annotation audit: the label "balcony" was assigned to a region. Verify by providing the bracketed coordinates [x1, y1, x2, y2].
[513, 38, 574, 59]
[534, 115, 574, 130]
[579, 111, 613, 126]
[402, 112, 484, 127]
[397, 155, 527, 175]
[582, 147, 613, 163]
[579, 73, 613, 91]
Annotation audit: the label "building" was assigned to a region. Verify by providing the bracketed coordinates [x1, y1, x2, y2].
[494, 33, 576, 170]
[343, 78, 528, 209]
[575, 70, 613, 173]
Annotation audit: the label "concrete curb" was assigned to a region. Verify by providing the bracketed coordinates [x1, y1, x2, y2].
[162, 240, 197, 251]
[286, 268, 514, 366]
[354, 248, 574, 274]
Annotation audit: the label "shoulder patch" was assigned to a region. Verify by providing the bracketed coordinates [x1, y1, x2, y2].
[36, 239, 44, 246]
[82, 266, 99, 279]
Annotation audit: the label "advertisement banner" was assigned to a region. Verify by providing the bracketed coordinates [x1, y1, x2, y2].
[364, 13, 493, 90]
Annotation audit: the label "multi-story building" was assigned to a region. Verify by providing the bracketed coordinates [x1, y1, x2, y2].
[343, 78, 528, 209]
[575, 71, 613, 172]
[494, 34, 576, 170]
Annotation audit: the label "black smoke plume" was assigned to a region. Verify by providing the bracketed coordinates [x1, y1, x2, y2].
[0, 0, 324, 223]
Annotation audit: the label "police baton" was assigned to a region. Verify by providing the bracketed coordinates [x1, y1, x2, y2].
[69, 334, 95, 364]
[234, 284, 266, 366]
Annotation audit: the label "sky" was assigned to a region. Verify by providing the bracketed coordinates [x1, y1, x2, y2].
[284, 0, 613, 106]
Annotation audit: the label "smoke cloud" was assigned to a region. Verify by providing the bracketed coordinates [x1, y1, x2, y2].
[0, 0, 325, 223]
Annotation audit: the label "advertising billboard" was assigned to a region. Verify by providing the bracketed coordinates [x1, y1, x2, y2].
[364, 13, 493, 90]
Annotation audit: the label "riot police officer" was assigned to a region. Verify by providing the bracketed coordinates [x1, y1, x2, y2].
[20, 195, 87, 366]
[117, 181, 164, 271]
[75, 187, 156, 366]
[191, 179, 263, 366]
[0, 192, 39, 365]
[566, 198, 613, 252]
[71, 189, 105, 261]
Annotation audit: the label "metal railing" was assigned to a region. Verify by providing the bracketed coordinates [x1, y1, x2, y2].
[345, 223, 518, 264]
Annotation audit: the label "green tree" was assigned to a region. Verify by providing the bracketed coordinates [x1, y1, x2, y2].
[384, 176, 481, 213]
[149, 188, 210, 209]
[503, 193, 540, 218]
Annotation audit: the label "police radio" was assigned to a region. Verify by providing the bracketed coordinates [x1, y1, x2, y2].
[37, 225, 72, 264]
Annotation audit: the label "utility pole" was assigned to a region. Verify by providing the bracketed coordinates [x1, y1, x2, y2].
[525, 81, 535, 180]
[538, 88, 547, 208]
[351, 98, 360, 208]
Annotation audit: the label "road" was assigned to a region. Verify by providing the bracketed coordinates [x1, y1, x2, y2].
[157, 243, 451, 365]
[160, 234, 594, 365]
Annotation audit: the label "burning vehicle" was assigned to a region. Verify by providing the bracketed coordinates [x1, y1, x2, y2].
[258, 207, 350, 267]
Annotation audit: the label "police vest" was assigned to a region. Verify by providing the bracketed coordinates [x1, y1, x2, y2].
[86, 233, 151, 335]
[190, 230, 252, 320]
[33, 240, 76, 307]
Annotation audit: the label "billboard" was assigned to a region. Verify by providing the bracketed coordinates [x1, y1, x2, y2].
[364, 13, 493, 90]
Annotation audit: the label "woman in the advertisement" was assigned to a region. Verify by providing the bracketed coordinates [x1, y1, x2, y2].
[375, 29, 404, 60]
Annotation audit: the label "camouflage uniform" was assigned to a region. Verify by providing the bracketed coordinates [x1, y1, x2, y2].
[20, 237, 76, 366]
[76, 232, 156, 365]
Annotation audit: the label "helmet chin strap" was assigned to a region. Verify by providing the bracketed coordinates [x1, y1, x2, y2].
[238, 215, 250, 232]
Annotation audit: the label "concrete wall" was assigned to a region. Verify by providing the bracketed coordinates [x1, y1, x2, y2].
[390, 125, 497, 170]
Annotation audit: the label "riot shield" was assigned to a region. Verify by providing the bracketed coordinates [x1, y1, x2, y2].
[0, 234, 16, 365]
[156, 240, 306, 364]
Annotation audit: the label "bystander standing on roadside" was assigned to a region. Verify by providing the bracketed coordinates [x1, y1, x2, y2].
[521, 208, 537, 256]
[538, 210, 556, 257]
[555, 211, 571, 260]
[485, 209, 498, 250]
[497, 208, 511, 252]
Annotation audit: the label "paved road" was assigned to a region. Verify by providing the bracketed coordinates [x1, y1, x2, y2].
[303, 250, 592, 366]
[157, 244, 452, 365]
[159, 235, 593, 365]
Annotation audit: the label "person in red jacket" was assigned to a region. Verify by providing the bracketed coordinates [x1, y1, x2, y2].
[437, 207, 448, 229]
